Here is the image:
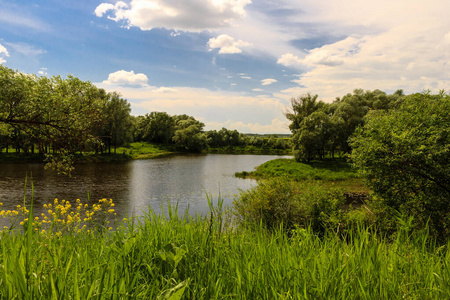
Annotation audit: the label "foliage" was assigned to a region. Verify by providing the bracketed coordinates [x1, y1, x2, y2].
[0, 66, 136, 172]
[206, 127, 243, 148]
[0, 66, 107, 154]
[233, 177, 345, 233]
[350, 92, 450, 239]
[1, 198, 450, 299]
[0, 198, 116, 234]
[287, 89, 404, 162]
[98, 92, 133, 154]
[236, 158, 360, 181]
[134, 112, 175, 144]
[172, 115, 208, 152]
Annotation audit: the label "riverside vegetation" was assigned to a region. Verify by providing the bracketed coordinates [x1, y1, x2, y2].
[1, 65, 450, 298]
[1, 193, 450, 299]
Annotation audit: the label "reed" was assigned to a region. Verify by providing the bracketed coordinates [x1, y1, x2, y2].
[0, 196, 449, 299]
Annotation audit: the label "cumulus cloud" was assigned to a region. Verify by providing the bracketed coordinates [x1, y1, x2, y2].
[94, 0, 251, 32]
[0, 43, 9, 63]
[261, 78, 277, 86]
[273, 0, 450, 99]
[103, 70, 149, 86]
[277, 53, 302, 67]
[208, 34, 251, 54]
[252, 88, 263, 92]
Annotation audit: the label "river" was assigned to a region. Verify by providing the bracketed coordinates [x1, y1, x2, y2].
[0, 154, 290, 220]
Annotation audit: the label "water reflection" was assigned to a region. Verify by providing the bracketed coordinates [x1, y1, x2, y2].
[0, 154, 290, 219]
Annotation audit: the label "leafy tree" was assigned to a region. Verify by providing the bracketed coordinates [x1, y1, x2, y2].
[100, 92, 133, 154]
[350, 92, 450, 237]
[172, 115, 208, 152]
[285, 93, 326, 134]
[0, 66, 107, 153]
[143, 112, 175, 144]
[292, 111, 332, 161]
[0, 66, 108, 172]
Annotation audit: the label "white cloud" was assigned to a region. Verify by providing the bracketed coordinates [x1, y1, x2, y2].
[5, 42, 46, 57]
[261, 78, 277, 86]
[0, 43, 9, 63]
[103, 70, 149, 86]
[95, 82, 290, 134]
[272, 0, 450, 99]
[95, 0, 252, 32]
[252, 88, 263, 92]
[154, 87, 177, 93]
[208, 34, 251, 54]
[38, 67, 48, 76]
[277, 53, 302, 67]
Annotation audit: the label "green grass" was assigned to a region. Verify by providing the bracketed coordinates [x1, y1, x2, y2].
[116, 142, 177, 159]
[0, 142, 178, 164]
[236, 158, 359, 180]
[1, 198, 450, 299]
[235, 158, 368, 194]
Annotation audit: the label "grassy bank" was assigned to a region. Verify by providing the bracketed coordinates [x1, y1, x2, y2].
[236, 158, 367, 194]
[1, 198, 450, 299]
[1, 142, 291, 165]
[208, 146, 291, 155]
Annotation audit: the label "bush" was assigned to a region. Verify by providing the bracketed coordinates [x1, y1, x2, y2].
[350, 92, 450, 239]
[233, 177, 345, 234]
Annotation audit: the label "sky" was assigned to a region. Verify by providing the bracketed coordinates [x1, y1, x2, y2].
[1, 0, 449, 134]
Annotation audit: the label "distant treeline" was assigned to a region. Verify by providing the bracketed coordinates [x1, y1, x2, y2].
[0, 65, 290, 158]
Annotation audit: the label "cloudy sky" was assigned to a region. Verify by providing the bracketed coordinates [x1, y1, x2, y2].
[1, 0, 449, 133]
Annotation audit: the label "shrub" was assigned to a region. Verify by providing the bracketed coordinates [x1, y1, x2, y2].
[350, 92, 450, 239]
[233, 177, 345, 234]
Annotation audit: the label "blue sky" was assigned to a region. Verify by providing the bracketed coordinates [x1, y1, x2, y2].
[1, 0, 449, 133]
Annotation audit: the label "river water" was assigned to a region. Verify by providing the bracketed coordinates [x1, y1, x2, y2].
[0, 154, 290, 220]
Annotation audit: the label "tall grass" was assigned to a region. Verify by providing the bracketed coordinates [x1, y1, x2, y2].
[0, 196, 449, 299]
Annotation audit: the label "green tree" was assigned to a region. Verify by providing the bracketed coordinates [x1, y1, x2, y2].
[285, 93, 325, 134]
[172, 115, 208, 152]
[100, 92, 133, 154]
[350, 92, 450, 238]
[0, 66, 108, 172]
[292, 111, 332, 161]
[143, 112, 175, 144]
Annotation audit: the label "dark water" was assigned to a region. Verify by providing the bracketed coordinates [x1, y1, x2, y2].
[0, 154, 290, 219]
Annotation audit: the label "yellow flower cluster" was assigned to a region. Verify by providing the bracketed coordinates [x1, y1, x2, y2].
[0, 198, 117, 236]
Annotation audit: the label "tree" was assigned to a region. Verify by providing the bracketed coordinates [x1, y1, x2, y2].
[143, 112, 175, 144]
[292, 111, 332, 161]
[172, 115, 208, 152]
[0, 66, 107, 152]
[100, 92, 133, 154]
[0, 66, 108, 172]
[285, 93, 325, 134]
[350, 92, 450, 237]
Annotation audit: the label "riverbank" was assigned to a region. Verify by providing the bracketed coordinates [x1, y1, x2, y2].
[1, 199, 449, 299]
[236, 158, 368, 194]
[0, 142, 292, 164]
